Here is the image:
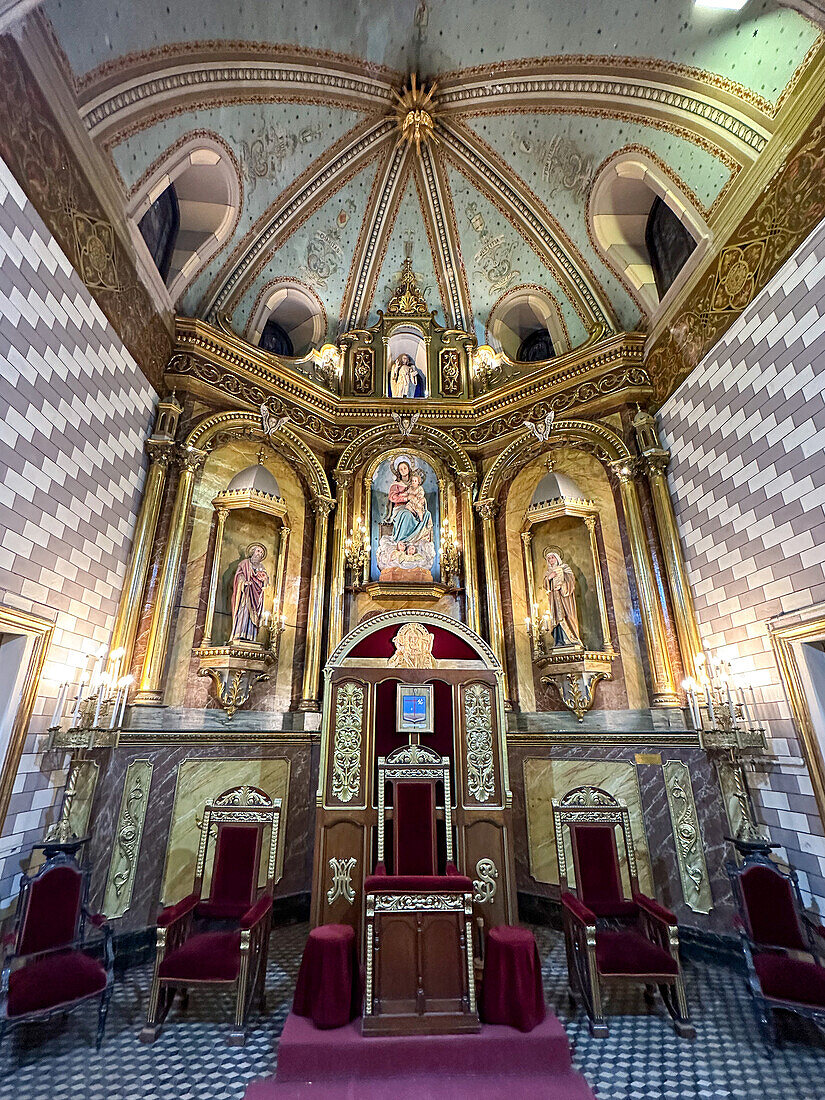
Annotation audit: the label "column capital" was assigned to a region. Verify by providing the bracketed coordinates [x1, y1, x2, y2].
[173, 445, 207, 472]
[475, 498, 498, 521]
[312, 496, 336, 516]
[145, 439, 175, 467]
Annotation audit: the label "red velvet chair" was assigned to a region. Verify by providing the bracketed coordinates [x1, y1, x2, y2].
[553, 786, 694, 1038]
[363, 743, 478, 1035]
[140, 785, 280, 1045]
[1, 848, 113, 1049]
[728, 852, 825, 1054]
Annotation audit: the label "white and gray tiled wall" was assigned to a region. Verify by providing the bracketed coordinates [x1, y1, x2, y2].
[0, 155, 156, 906]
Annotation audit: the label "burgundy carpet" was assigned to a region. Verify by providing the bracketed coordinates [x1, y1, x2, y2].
[244, 1011, 596, 1098]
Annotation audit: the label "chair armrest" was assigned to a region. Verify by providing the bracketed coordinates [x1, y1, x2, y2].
[633, 892, 677, 926]
[84, 910, 108, 929]
[372, 862, 387, 876]
[240, 894, 273, 930]
[158, 892, 200, 928]
[561, 892, 597, 925]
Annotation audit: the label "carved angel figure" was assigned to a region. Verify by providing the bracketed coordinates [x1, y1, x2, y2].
[524, 409, 555, 442]
[261, 404, 288, 437]
[391, 410, 420, 437]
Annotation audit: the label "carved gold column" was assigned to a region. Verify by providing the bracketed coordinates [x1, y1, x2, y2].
[108, 440, 172, 678]
[476, 498, 511, 705]
[328, 472, 351, 651]
[459, 476, 481, 636]
[300, 498, 334, 711]
[617, 468, 679, 707]
[201, 506, 228, 647]
[584, 514, 615, 654]
[134, 449, 205, 705]
[643, 454, 703, 681]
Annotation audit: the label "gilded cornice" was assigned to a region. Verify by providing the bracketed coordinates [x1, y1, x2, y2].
[171, 317, 649, 451]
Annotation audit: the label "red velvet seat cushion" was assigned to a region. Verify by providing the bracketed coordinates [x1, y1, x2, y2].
[364, 874, 474, 892]
[595, 930, 679, 976]
[741, 865, 808, 951]
[158, 931, 241, 982]
[570, 824, 638, 919]
[754, 953, 825, 1006]
[18, 866, 82, 955]
[7, 951, 107, 1016]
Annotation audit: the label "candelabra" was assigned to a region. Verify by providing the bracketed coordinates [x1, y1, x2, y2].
[439, 523, 461, 587]
[344, 521, 371, 589]
[523, 605, 580, 662]
[683, 654, 770, 851]
[45, 645, 135, 843]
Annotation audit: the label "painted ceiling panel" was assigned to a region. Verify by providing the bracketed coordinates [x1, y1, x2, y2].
[44, 1, 819, 104]
[370, 174, 443, 324]
[231, 159, 377, 342]
[445, 164, 590, 349]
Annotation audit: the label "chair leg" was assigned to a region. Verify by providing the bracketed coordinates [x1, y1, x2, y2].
[228, 935, 252, 1046]
[96, 984, 113, 1051]
[139, 979, 174, 1044]
[752, 994, 777, 1059]
[660, 978, 696, 1039]
[644, 983, 657, 1006]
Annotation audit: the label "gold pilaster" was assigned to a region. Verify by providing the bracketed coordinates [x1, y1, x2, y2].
[459, 477, 481, 635]
[108, 442, 172, 678]
[273, 524, 291, 621]
[617, 469, 679, 707]
[476, 499, 511, 705]
[584, 514, 615, 654]
[201, 506, 228, 648]
[328, 472, 351, 651]
[300, 499, 333, 711]
[645, 457, 703, 681]
[134, 450, 205, 705]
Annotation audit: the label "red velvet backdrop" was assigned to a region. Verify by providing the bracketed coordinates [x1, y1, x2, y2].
[350, 624, 478, 661]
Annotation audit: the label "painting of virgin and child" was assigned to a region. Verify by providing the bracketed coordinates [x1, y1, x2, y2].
[371, 454, 440, 583]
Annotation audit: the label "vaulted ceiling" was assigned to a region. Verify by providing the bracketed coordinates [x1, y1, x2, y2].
[42, 0, 823, 350]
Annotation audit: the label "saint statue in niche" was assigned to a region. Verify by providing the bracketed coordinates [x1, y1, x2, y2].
[372, 454, 438, 583]
[542, 548, 582, 648]
[230, 543, 270, 643]
[389, 353, 426, 398]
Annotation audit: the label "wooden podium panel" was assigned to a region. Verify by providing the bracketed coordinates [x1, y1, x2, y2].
[363, 896, 480, 1036]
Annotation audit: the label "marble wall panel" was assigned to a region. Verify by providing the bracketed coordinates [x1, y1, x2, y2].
[85, 740, 316, 933]
[522, 756, 654, 895]
[161, 757, 290, 904]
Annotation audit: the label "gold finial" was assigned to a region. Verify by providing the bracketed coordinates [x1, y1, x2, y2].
[388, 257, 429, 315]
[393, 73, 439, 154]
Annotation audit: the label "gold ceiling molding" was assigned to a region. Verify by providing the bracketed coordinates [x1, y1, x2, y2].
[415, 144, 472, 330]
[170, 316, 649, 449]
[441, 121, 618, 331]
[646, 102, 825, 404]
[0, 36, 172, 388]
[199, 116, 391, 319]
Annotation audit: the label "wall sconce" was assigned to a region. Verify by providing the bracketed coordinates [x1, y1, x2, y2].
[471, 344, 503, 390]
[440, 522, 462, 587]
[344, 521, 371, 589]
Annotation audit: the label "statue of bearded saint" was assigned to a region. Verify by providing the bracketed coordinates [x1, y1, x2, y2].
[542, 549, 583, 649]
[230, 543, 270, 644]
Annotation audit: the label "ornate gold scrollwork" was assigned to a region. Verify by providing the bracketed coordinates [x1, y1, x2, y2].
[198, 666, 269, 717]
[331, 682, 364, 803]
[327, 856, 357, 905]
[662, 760, 713, 914]
[464, 683, 495, 803]
[440, 348, 461, 395]
[472, 858, 499, 904]
[103, 760, 153, 918]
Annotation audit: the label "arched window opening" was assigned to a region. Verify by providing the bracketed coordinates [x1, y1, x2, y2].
[138, 184, 179, 285]
[517, 329, 556, 363]
[645, 197, 697, 301]
[259, 319, 294, 357]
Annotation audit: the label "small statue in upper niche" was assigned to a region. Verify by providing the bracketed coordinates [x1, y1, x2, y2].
[230, 543, 270, 644]
[389, 353, 426, 398]
[542, 548, 582, 649]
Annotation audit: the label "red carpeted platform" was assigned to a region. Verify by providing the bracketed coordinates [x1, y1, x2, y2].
[244, 1010, 596, 1099]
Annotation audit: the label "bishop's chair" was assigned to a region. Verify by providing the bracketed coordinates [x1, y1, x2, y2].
[1, 846, 114, 1049]
[140, 785, 280, 1045]
[728, 851, 825, 1054]
[363, 743, 478, 1035]
[553, 786, 694, 1038]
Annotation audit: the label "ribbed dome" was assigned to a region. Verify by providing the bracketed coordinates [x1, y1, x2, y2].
[531, 471, 582, 506]
[227, 463, 281, 497]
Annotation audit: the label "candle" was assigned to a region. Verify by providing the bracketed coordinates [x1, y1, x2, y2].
[90, 645, 106, 688]
[749, 685, 759, 725]
[109, 688, 123, 729]
[71, 674, 88, 725]
[738, 686, 753, 728]
[705, 685, 716, 726]
[50, 682, 68, 728]
[117, 676, 134, 727]
[725, 678, 736, 724]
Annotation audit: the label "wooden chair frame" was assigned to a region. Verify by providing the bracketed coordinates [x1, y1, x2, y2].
[727, 850, 825, 1056]
[141, 786, 281, 1046]
[1, 849, 114, 1049]
[553, 785, 693, 1038]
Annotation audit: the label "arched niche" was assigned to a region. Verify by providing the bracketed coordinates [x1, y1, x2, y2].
[165, 437, 309, 712]
[588, 149, 710, 319]
[486, 284, 570, 362]
[504, 447, 648, 714]
[127, 134, 241, 307]
[247, 279, 327, 358]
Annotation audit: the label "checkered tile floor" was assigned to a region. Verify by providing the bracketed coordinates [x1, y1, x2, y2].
[1, 922, 824, 1099]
